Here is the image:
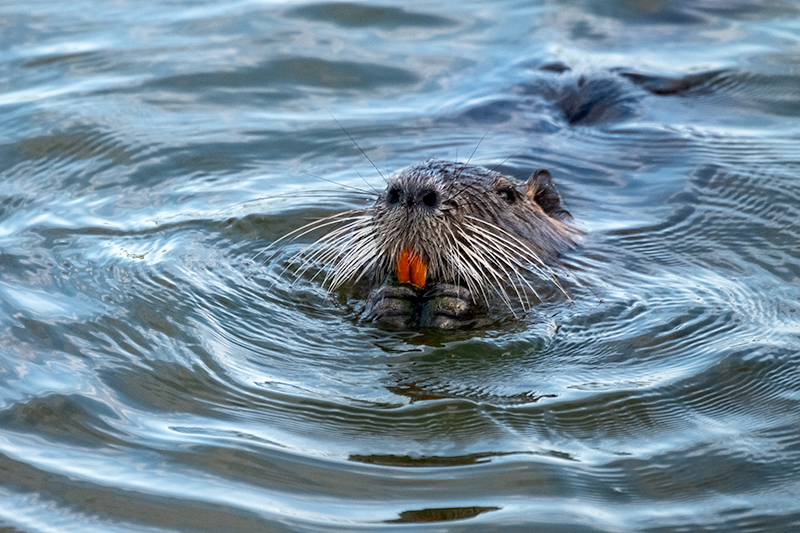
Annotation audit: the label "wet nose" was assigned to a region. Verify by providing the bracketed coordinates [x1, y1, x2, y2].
[387, 187, 437, 208]
[418, 189, 437, 208]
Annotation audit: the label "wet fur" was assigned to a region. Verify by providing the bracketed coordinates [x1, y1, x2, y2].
[287, 159, 580, 325]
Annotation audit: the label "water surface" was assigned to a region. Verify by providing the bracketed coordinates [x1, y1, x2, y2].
[1, 1, 800, 531]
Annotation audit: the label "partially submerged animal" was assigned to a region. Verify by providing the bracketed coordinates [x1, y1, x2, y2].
[281, 159, 581, 328]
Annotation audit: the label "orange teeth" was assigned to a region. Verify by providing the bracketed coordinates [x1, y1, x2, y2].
[397, 248, 426, 288]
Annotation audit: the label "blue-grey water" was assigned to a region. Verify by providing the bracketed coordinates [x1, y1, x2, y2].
[2, 1, 800, 531]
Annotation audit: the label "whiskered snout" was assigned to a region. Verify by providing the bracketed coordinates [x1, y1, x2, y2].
[277, 159, 580, 318]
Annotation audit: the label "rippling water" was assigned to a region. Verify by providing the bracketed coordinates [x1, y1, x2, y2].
[2, 1, 800, 531]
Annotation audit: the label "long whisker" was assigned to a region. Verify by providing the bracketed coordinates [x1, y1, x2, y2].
[256, 216, 370, 292]
[455, 224, 533, 313]
[254, 158, 581, 323]
[233, 188, 373, 211]
[453, 129, 491, 184]
[464, 129, 490, 168]
[303, 226, 375, 280]
[289, 217, 374, 279]
[247, 209, 368, 279]
[330, 113, 386, 184]
[440, 228, 493, 310]
[488, 148, 526, 174]
[464, 215, 573, 301]
[301, 171, 377, 196]
[463, 220, 549, 274]
[458, 229, 534, 310]
[324, 241, 382, 290]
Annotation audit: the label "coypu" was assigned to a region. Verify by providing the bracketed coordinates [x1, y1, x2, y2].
[282, 159, 581, 329]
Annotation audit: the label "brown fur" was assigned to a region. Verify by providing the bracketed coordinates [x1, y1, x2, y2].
[369, 159, 580, 287]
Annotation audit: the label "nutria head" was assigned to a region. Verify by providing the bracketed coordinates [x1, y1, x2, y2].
[292, 159, 580, 323]
[370, 160, 579, 292]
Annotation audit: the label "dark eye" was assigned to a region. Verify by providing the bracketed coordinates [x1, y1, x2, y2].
[497, 187, 516, 205]
[387, 187, 402, 205]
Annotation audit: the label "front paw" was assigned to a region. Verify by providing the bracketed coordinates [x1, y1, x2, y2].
[363, 283, 486, 329]
[422, 284, 485, 329]
[363, 284, 418, 328]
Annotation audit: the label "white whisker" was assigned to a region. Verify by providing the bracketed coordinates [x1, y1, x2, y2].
[253, 158, 581, 325]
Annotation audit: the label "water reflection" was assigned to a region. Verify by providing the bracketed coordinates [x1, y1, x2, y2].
[1, 0, 799, 531]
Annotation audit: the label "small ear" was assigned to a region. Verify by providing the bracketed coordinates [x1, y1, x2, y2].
[526, 169, 572, 220]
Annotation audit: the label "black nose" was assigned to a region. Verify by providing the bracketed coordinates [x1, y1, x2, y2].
[387, 187, 437, 206]
[420, 189, 437, 208]
[386, 187, 438, 209]
[387, 187, 402, 205]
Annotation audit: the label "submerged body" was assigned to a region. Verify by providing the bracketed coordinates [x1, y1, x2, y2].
[301, 159, 581, 329]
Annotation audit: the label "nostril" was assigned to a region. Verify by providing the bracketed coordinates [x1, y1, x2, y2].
[386, 187, 402, 205]
[421, 190, 437, 208]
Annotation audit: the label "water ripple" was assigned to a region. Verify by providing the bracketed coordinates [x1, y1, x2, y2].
[2, 0, 800, 531]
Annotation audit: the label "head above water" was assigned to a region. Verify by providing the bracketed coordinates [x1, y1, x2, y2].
[294, 159, 581, 326]
[371, 159, 579, 289]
